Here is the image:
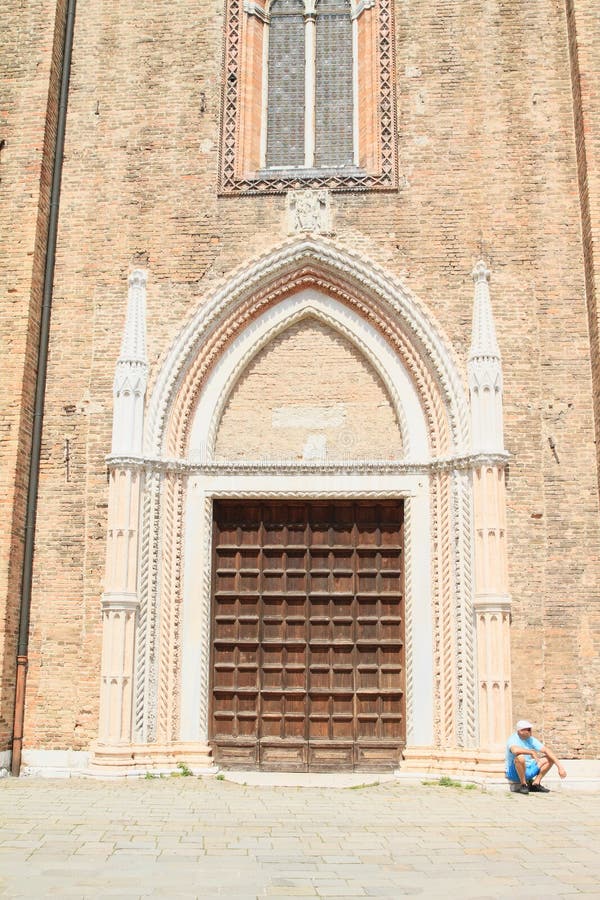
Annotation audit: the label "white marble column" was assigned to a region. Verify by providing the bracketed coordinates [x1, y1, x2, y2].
[468, 261, 513, 750]
[304, 0, 316, 167]
[97, 271, 148, 749]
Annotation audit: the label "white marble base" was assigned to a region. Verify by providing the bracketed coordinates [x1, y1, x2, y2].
[0, 749, 10, 777]
[20, 749, 91, 778]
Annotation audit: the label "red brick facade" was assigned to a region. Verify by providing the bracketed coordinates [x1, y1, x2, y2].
[1, 0, 599, 765]
[0, 0, 68, 752]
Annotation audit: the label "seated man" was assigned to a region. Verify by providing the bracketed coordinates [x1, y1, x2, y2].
[505, 719, 567, 794]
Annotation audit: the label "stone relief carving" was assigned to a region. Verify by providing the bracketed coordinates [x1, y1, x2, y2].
[287, 189, 331, 235]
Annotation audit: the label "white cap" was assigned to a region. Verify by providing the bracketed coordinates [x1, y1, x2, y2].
[516, 719, 533, 730]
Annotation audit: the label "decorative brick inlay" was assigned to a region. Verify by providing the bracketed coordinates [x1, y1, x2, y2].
[219, 0, 398, 192]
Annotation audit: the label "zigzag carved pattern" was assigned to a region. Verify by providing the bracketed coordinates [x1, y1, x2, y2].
[377, 0, 396, 183]
[438, 472, 457, 746]
[147, 476, 162, 743]
[170, 475, 185, 742]
[156, 473, 178, 743]
[452, 471, 476, 746]
[220, 0, 241, 190]
[134, 477, 152, 742]
[429, 474, 441, 746]
[198, 495, 214, 740]
[135, 473, 162, 743]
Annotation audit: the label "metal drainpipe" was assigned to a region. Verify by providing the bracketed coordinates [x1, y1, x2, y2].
[11, 0, 77, 777]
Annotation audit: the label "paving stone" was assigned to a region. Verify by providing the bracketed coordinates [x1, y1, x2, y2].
[0, 779, 598, 897]
[265, 884, 317, 896]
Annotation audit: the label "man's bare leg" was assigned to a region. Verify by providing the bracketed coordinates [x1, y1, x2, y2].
[514, 755, 528, 787]
[530, 756, 553, 786]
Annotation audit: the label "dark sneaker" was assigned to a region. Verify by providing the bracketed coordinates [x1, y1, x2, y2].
[515, 784, 530, 794]
[529, 783, 550, 793]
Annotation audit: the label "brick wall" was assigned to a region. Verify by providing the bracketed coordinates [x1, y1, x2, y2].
[1, 0, 598, 756]
[215, 319, 403, 460]
[0, 0, 68, 752]
[566, 0, 600, 493]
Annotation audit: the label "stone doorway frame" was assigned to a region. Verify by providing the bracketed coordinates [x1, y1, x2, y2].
[91, 239, 512, 775]
[180, 475, 432, 752]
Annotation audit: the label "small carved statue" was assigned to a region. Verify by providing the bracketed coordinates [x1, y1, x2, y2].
[288, 189, 330, 234]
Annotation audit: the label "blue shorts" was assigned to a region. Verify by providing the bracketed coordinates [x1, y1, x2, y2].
[506, 760, 540, 783]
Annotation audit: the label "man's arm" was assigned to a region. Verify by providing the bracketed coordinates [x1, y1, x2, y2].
[509, 744, 541, 760]
[540, 744, 567, 779]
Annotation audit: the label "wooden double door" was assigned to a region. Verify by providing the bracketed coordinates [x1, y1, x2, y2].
[209, 499, 405, 771]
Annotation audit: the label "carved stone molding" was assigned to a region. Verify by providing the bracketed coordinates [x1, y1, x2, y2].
[145, 237, 470, 461]
[134, 471, 162, 744]
[452, 468, 476, 748]
[155, 472, 184, 744]
[199, 294, 415, 458]
[108, 451, 509, 477]
[351, 0, 374, 19]
[473, 595, 512, 613]
[101, 595, 139, 612]
[243, 0, 269, 21]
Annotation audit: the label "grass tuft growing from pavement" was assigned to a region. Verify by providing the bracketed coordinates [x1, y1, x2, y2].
[422, 775, 478, 790]
[170, 762, 193, 777]
[348, 781, 381, 790]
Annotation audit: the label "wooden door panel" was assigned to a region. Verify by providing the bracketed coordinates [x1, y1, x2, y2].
[355, 743, 399, 769]
[309, 743, 354, 769]
[264, 570, 285, 592]
[210, 499, 405, 771]
[260, 742, 307, 769]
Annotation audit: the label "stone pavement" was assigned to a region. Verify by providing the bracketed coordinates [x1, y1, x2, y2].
[0, 776, 599, 899]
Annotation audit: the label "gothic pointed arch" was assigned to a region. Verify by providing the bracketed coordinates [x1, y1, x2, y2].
[212, 311, 405, 461]
[145, 237, 470, 462]
[188, 297, 423, 462]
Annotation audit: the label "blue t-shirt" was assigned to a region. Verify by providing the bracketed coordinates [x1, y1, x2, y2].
[505, 732, 543, 771]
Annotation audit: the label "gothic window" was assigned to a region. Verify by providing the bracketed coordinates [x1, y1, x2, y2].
[265, 0, 353, 170]
[266, 0, 305, 168]
[314, 0, 354, 168]
[219, 0, 397, 193]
